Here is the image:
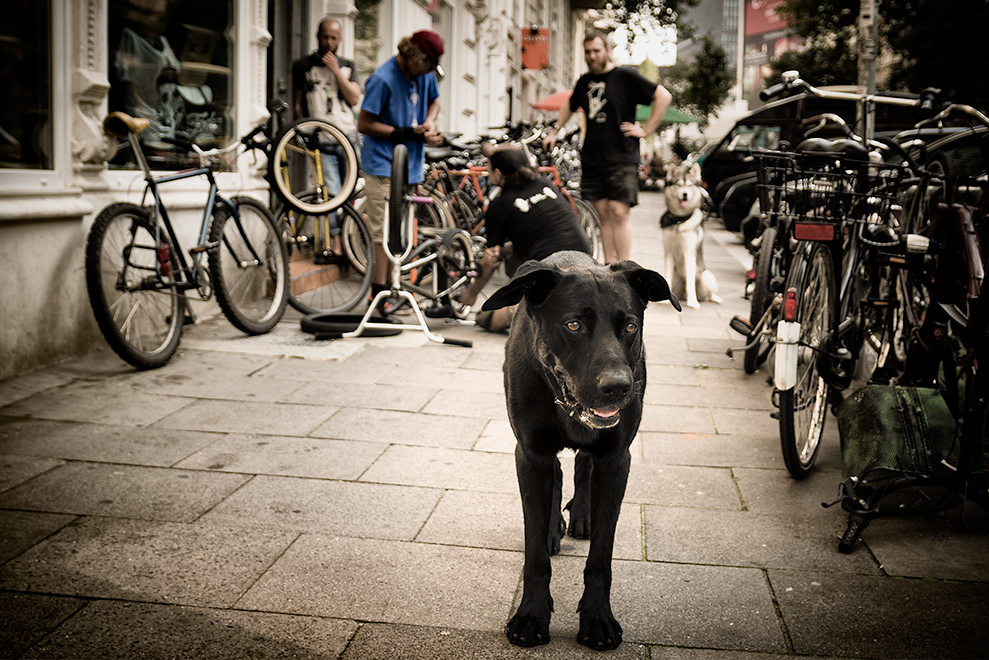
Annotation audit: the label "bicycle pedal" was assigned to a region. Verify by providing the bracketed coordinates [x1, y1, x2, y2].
[189, 241, 220, 254]
[729, 316, 754, 336]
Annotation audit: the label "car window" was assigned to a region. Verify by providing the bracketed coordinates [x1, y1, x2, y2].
[727, 125, 782, 151]
[932, 132, 988, 177]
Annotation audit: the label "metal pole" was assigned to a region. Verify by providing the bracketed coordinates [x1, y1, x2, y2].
[858, 0, 878, 139]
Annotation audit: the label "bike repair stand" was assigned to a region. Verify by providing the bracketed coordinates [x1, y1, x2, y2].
[343, 193, 472, 347]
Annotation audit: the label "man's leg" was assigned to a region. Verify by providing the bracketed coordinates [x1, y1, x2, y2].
[594, 198, 632, 264]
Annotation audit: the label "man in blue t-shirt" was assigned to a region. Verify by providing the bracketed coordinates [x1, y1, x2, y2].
[358, 30, 444, 313]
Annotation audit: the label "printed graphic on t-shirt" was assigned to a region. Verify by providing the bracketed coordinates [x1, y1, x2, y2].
[512, 186, 558, 213]
[306, 64, 356, 136]
[587, 81, 608, 124]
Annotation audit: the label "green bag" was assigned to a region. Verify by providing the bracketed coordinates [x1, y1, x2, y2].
[834, 385, 961, 514]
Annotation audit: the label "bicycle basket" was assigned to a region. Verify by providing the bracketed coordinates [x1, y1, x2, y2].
[835, 385, 961, 514]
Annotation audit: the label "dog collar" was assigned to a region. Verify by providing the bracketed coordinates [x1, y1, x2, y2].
[551, 372, 623, 430]
[660, 210, 689, 228]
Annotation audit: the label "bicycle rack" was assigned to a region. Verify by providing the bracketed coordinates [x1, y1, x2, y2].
[343, 192, 473, 347]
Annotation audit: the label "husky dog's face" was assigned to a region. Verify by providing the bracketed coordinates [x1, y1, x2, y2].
[664, 163, 704, 218]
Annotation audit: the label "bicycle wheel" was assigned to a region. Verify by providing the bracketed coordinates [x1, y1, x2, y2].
[778, 242, 833, 479]
[209, 196, 289, 334]
[85, 202, 183, 369]
[270, 118, 359, 215]
[282, 202, 374, 314]
[437, 229, 479, 319]
[744, 225, 778, 374]
[574, 197, 604, 263]
[389, 144, 410, 255]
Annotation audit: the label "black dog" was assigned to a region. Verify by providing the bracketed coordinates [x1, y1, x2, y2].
[482, 251, 680, 650]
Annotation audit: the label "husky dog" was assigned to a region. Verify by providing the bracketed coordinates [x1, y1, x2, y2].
[661, 162, 722, 308]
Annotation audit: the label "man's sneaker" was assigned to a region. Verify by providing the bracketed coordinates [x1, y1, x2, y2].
[377, 294, 408, 316]
[425, 303, 456, 319]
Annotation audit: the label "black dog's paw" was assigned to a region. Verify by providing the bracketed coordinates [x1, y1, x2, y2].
[565, 499, 591, 539]
[548, 515, 566, 555]
[577, 612, 623, 650]
[506, 613, 551, 647]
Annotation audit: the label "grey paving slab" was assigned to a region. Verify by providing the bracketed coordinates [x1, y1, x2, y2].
[0, 510, 76, 563]
[359, 444, 518, 493]
[237, 535, 521, 632]
[624, 463, 741, 510]
[640, 431, 784, 470]
[0, 416, 224, 466]
[155, 399, 339, 436]
[0, 382, 194, 426]
[473, 419, 517, 453]
[0, 369, 77, 409]
[377, 363, 505, 393]
[342, 343, 478, 369]
[644, 505, 879, 574]
[734, 466, 847, 520]
[282, 380, 438, 412]
[650, 650, 797, 660]
[18, 600, 357, 660]
[253, 356, 396, 383]
[645, 382, 773, 410]
[198, 475, 441, 541]
[459, 348, 507, 372]
[0, 592, 87, 659]
[175, 433, 388, 480]
[858, 505, 989, 582]
[770, 569, 989, 658]
[0, 518, 296, 607]
[640, 404, 716, 434]
[345, 622, 647, 659]
[0, 462, 249, 522]
[422, 388, 507, 420]
[0, 453, 64, 492]
[643, 364, 703, 388]
[312, 408, 487, 449]
[113, 369, 309, 402]
[709, 406, 780, 436]
[415, 489, 645, 561]
[521, 556, 786, 653]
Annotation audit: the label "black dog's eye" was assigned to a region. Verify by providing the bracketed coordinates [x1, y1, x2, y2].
[625, 322, 638, 334]
[566, 320, 581, 332]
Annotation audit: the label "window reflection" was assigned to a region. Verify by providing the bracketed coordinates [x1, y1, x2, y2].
[0, 2, 52, 170]
[108, 0, 233, 169]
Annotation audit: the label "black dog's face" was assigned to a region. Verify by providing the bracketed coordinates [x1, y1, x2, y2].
[482, 253, 681, 431]
[532, 273, 645, 429]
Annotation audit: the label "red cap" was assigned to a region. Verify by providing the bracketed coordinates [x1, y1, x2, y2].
[410, 30, 444, 67]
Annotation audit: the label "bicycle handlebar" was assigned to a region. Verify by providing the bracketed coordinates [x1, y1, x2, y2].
[759, 70, 924, 109]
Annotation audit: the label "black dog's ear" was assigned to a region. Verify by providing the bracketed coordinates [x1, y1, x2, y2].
[481, 259, 561, 311]
[610, 260, 682, 311]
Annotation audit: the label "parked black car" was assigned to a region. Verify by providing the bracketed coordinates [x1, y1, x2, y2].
[701, 91, 923, 232]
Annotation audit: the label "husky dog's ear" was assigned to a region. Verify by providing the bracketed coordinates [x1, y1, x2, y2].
[481, 260, 562, 311]
[688, 162, 702, 183]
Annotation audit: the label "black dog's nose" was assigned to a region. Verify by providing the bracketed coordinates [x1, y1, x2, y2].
[597, 370, 632, 399]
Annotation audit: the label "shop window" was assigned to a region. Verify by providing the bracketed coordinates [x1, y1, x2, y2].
[0, 2, 52, 170]
[108, 0, 233, 170]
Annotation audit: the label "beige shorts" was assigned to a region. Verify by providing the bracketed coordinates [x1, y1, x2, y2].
[362, 174, 389, 243]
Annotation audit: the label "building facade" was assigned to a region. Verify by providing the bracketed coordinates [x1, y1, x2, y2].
[0, 0, 599, 379]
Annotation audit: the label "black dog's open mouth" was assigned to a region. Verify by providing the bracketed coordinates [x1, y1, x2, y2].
[554, 380, 623, 430]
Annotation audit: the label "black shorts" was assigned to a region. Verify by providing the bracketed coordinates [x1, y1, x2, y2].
[580, 162, 640, 207]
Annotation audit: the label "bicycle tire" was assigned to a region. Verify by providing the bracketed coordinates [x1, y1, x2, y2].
[574, 197, 604, 263]
[85, 202, 183, 369]
[209, 196, 289, 334]
[300, 312, 402, 338]
[389, 144, 410, 255]
[270, 118, 359, 215]
[281, 202, 374, 314]
[744, 225, 778, 374]
[437, 229, 479, 320]
[778, 242, 833, 479]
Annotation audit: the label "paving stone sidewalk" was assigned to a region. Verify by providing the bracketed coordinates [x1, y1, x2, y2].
[1, 191, 987, 659]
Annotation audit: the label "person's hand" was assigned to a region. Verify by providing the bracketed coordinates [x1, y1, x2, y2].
[482, 246, 502, 268]
[542, 128, 558, 152]
[321, 51, 340, 74]
[620, 122, 647, 139]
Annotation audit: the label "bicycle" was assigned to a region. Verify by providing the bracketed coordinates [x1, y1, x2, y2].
[85, 112, 289, 369]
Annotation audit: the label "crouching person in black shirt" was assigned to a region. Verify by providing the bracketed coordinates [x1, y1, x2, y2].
[459, 144, 592, 331]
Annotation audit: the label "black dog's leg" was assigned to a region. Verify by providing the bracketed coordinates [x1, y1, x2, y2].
[576, 450, 630, 650]
[549, 458, 565, 555]
[566, 450, 592, 538]
[507, 445, 557, 647]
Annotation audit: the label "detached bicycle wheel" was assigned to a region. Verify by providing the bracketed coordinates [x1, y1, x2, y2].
[389, 143, 410, 255]
[279, 201, 374, 314]
[209, 196, 289, 334]
[85, 203, 183, 369]
[270, 118, 359, 215]
[778, 242, 833, 479]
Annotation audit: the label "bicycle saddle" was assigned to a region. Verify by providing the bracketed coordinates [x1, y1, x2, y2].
[103, 112, 151, 137]
[794, 137, 870, 160]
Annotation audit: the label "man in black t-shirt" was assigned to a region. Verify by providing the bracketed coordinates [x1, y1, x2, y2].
[456, 145, 591, 331]
[544, 29, 672, 264]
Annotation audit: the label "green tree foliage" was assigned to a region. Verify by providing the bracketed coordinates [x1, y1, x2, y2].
[775, 0, 989, 104]
[657, 35, 732, 127]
